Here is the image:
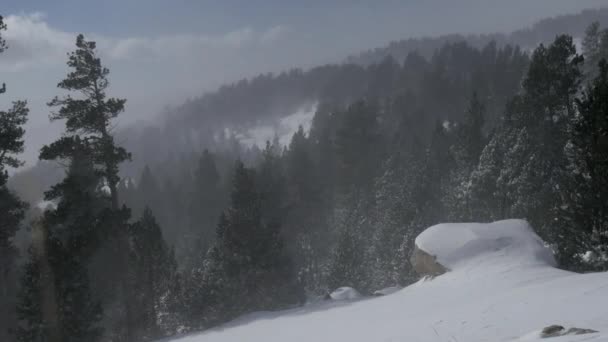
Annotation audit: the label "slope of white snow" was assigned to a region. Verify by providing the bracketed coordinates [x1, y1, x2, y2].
[165, 220, 608, 342]
[237, 102, 317, 148]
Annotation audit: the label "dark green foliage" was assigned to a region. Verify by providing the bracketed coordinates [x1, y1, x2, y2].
[14, 249, 44, 342]
[15, 152, 105, 342]
[0, 16, 29, 341]
[327, 204, 371, 292]
[195, 161, 303, 325]
[465, 35, 602, 267]
[15, 33, 133, 342]
[128, 208, 179, 340]
[335, 100, 384, 196]
[188, 150, 225, 260]
[558, 59, 608, 269]
[47, 34, 130, 207]
[0, 100, 29, 170]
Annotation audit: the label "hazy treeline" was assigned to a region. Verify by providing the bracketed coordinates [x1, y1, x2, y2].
[347, 7, 608, 65]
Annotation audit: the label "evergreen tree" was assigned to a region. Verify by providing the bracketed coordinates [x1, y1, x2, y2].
[468, 35, 584, 264]
[133, 165, 161, 218]
[14, 249, 44, 342]
[582, 22, 608, 79]
[369, 134, 427, 290]
[0, 15, 29, 341]
[444, 93, 486, 220]
[335, 101, 384, 198]
[419, 120, 455, 224]
[283, 127, 329, 293]
[188, 150, 225, 262]
[40, 35, 134, 340]
[257, 140, 286, 224]
[129, 207, 179, 340]
[559, 59, 608, 269]
[16, 142, 105, 342]
[203, 161, 302, 322]
[327, 201, 371, 293]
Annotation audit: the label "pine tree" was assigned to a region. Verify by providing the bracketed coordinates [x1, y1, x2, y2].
[369, 134, 426, 290]
[16, 143, 105, 342]
[14, 249, 44, 342]
[559, 59, 608, 269]
[203, 161, 302, 322]
[327, 201, 371, 293]
[468, 35, 584, 264]
[335, 101, 384, 198]
[132, 166, 161, 218]
[43, 33, 133, 339]
[257, 140, 286, 224]
[283, 127, 329, 293]
[444, 93, 486, 220]
[0, 15, 29, 341]
[582, 22, 608, 79]
[419, 120, 455, 224]
[188, 150, 225, 262]
[129, 207, 179, 340]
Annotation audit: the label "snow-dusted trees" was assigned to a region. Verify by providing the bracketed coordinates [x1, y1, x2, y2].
[467, 36, 584, 262]
[582, 22, 608, 79]
[557, 59, 608, 270]
[185, 161, 303, 327]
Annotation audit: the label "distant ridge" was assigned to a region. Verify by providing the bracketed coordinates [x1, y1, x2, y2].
[346, 7, 608, 65]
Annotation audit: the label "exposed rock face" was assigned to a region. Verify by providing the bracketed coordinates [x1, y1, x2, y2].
[541, 325, 565, 337]
[540, 325, 598, 338]
[410, 245, 449, 277]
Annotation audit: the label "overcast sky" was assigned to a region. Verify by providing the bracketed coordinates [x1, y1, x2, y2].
[1, 0, 606, 167]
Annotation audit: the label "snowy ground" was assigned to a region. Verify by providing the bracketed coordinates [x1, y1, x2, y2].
[165, 219, 608, 342]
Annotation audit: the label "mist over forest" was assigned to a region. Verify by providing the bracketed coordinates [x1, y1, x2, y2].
[2, 4, 608, 342]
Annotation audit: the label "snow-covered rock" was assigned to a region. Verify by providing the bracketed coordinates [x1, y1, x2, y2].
[328, 287, 362, 301]
[165, 220, 608, 342]
[414, 219, 556, 271]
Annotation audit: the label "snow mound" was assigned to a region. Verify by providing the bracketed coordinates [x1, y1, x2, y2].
[372, 286, 402, 296]
[329, 287, 362, 300]
[414, 219, 556, 270]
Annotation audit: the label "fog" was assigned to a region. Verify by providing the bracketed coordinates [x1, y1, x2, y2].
[1, 0, 606, 167]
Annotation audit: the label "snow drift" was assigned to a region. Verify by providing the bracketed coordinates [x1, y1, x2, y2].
[414, 219, 557, 271]
[165, 220, 608, 342]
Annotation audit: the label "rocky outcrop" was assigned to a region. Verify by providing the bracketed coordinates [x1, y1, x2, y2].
[540, 325, 598, 338]
[410, 245, 449, 277]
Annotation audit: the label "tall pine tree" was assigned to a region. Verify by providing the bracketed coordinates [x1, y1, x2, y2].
[0, 15, 29, 341]
[41, 35, 135, 340]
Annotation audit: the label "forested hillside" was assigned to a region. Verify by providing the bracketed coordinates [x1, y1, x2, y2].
[2, 7, 608, 342]
[347, 7, 608, 65]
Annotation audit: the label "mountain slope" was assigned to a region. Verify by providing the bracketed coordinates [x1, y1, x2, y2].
[166, 220, 608, 342]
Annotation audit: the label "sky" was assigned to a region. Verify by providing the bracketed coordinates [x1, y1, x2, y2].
[1, 0, 607, 167]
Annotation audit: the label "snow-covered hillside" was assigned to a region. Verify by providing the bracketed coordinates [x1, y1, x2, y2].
[166, 220, 608, 342]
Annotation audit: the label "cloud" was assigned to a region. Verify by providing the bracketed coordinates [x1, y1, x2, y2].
[0, 12, 289, 71]
[1, 12, 73, 72]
